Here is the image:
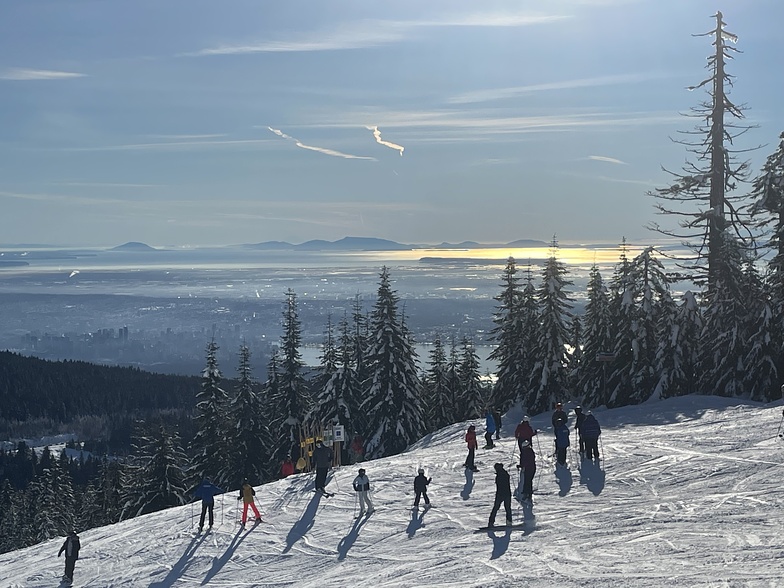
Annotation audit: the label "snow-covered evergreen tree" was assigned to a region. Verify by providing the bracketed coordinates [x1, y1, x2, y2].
[488, 257, 526, 411]
[578, 264, 613, 406]
[525, 239, 574, 414]
[566, 315, 583, 393]
[422, 334, 452, 431]
[190, 340, 229, 487]
[27, 448, 75, 541]
[222, 344, 271, 486]
[311, 314, 355, 436]
[363, 267, 424, 459]
[457, 335, 485, 421]
[122, 426, 188, 519]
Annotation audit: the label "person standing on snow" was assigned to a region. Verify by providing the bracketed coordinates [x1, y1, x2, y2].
[280, 455, 295, 478]
[554, 422, 570, 467]
[514, 416, 537, 454]
[464, 424, 479, 471]
[313, 439, 333, 494]
[353, 468, 375, 516]
[488, 463, 513, 528]
[413, 468, 432, 508]
[492, 408, 502, 440]
[552, 402, 568, 430]
[237, 479, 262, 526]
[484, 409, 496, 448]
[518, 439, 536, 502]
[581, 411, 602, 461]
[574, 405, 587, 456]
[58, 529, 80, 584]
[193, 477, 223, 532]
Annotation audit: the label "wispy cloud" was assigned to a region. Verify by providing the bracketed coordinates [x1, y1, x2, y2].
[366, 126, 404, 156]
[184, 12, 567, 56]
[0, 68, 87, 81]
[63, 139, 272, 152]
[267, 127, 376, 160]
[448, 73, 669, 104]
[588, 155, 627, 165]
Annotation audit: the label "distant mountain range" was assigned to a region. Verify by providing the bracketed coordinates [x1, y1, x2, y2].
[241, 236, 549, 252]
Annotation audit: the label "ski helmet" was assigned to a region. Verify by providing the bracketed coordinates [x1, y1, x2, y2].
[522, 415, 530, 422]
[575, 405, 582, 412]
[418, 468, 425, 474]
[556, 402, 563, 408]
[358, 468, 365, 475]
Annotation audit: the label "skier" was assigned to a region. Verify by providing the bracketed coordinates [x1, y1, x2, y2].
[280, 455, 295, 478]
[352, 467, 375, 516]
[554, 421, 570, 467]
[574, 405, 587, 456]
[193, 477, 223, 532]
[413, 468, 432, 508]
[313, 439, 333, 494]
[57, 529, 80, 585]
[552, 401, 568, 429]
[514, 416, 537, 454]
[237, 479, 262, 526]
[484, 409, 496, 448]
[581, 410, 602, 461]
[464, 424, 479, 471]
[492, 408, 502, 440]
[488, 463, 513, 528]
[518, 439, 536, 502]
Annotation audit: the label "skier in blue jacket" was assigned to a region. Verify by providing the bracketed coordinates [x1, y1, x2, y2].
[554, 423, 570, 467]
[193, 477, 223, 532]
[484, 409, 496, 448]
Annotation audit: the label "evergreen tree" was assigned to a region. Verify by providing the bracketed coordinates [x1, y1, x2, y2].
[578, 264, 613, 405]
[488, 257, 526, 411]
[653, 291, 702, 399]
[363, 267, 424, 458]
[422, 335, 452, 432]
[526, 239, 574, 414]
[277, 289, 309, 461]
[223, 344, 270, 486]
[122, 425, 188, 519]
[190, 340, 229, 487]
[457, 335, 484, 421]
[28, 448, 75, 542]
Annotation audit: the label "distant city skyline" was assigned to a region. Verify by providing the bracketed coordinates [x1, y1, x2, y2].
[1, 0, 782, 247]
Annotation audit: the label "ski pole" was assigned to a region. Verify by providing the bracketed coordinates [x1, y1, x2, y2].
[353, 491, 358, 518]
[599, 436, 605, 463]
[221, 494, 224, 526]
[190, 500, 194, 529]
[778, 411, 784, 439]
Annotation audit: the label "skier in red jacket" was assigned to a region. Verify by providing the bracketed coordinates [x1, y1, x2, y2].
[464, 425, 479, 472]
[514, 416, 537, 455]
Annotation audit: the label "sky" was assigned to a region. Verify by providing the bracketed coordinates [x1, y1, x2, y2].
[2, 395, 783, 587]
[1, 0, 783, 248]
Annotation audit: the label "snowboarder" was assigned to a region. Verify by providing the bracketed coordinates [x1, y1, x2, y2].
[193, 477, 223, 532]
[237, 479, 261, 526]
[280, 455, 295, 478]
[352, 467, 374, 516]
[581, 410, 602, 461]
[484, 409, 496, 448]
[57, 529, 80, 584]
[488, 463, 513, 528]
[574, 405, 587, 455]
[518, 439, 536, 501]
[552, 401, 568, 430]
[313, 439, 333, 494]
[514, 416, 537, 453]
[554, 422, 570, 467]
[413, 468, 432, 508]
[464, 425, 479, 471]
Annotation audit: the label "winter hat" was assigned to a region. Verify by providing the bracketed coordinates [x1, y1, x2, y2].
[556, 402, 563, 408]
[575, 405, 582, 412]
[358, 468, 366, 475]
[316, 439, 323, 446]
[520, 440, 530, 448]
[468, 425, 475, 430]
[522, 415, 530, 422]
[418, 468, 425, 474]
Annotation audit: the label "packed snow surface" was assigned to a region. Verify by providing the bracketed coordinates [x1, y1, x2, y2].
[2, 396, 784, 587]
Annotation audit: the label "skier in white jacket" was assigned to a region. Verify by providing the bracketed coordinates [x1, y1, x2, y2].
[352, 468, 374, 516]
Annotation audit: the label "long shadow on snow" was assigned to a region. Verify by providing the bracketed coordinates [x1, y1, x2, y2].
[555, 466, 573, 497]
[487, 529, 512, 559]
[406, 508, 428, 538]
[200, 526, 255, 586]
[337, 516, 370, 560]
[148, 533, 208, 588]
[578, 459, 605, 495]
[461, 469, 475, 500]
[283, 493, 322, 554]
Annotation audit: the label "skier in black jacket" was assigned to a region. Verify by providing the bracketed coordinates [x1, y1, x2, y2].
[413, 468, 432, 508]
[58, 530, 81, 584]
[488, 463, 513, 528]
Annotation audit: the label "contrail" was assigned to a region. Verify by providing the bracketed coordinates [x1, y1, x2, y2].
[267, 127, 376, 160]
[366, 125, 404, 156]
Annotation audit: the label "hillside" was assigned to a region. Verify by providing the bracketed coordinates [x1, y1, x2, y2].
[2, 396, 783, 587]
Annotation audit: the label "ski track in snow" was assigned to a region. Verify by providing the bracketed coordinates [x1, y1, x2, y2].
[2, 396, 784, 587]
